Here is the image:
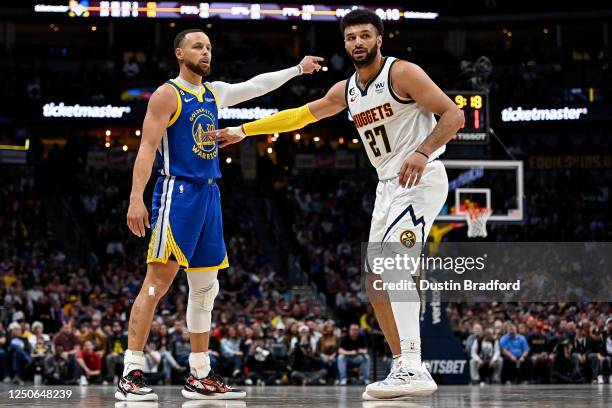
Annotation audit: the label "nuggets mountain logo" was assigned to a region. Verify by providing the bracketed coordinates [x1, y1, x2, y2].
[400, 230, 417, 248]
[190, 108, 218, 160]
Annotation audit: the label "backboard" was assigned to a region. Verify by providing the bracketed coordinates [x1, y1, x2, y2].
[436, 160, 524, 222]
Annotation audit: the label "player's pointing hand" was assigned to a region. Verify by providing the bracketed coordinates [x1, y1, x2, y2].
[298, 55, 325, 74]
[206, 126, 246, 148]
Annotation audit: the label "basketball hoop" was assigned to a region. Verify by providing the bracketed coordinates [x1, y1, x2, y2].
[465, 207, 492, 238]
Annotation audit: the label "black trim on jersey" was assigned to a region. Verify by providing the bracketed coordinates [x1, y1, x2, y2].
[388, 59, 415, 105]
[344, 77, 352, 116]
[355, 57, 388, 96]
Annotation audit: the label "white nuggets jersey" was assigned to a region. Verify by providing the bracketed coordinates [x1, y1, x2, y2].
[346, 56, 445, 180]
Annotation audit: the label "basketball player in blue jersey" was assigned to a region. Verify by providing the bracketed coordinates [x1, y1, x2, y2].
[117, 29, 323, 401]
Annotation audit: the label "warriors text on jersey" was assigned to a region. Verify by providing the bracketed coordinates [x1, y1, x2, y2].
[345, 56, 445, 180]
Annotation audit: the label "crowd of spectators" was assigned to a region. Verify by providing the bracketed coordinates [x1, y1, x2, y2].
[450, 303, 611, 385]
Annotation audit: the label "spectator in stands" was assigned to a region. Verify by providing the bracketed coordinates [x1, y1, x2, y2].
[172, 330, 191, 369]
[500, 322, 531, 384]
[289, 338, 327, 385]
[528, 322, 552, 383]
[76, 340, 101, 385]
[30, 335, 50, 384]
[572, 322, 602, 383]
[28, 321, 50, 349]
[44, 344, 75, 385]
[142, 342, 165, 385]
[104, 321, 127, 383]
[470, 328, 502, 385]
[90, 315, 106, 353]
[589, 327, 606, 384]
[8, 322, 31, 383]
[221, 325, 244, 377]
[337, 324, 370, 385]
[316, 320, 339, 383]
[245, 334, 281, 385]
[552, 339, 583, 383]
[291, 325, 318, 352]
[466, 323, 483, 356]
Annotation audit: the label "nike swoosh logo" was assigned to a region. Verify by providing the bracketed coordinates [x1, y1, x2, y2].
[184, 97, 195, 102]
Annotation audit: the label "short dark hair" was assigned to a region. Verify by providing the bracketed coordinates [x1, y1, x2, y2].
[173, 28, 204, 49]
[340, 9, 384, 36]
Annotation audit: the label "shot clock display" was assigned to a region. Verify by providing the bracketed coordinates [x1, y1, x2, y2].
[446, 91, 489, 144]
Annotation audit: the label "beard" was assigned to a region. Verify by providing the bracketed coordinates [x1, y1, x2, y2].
[347, 44, 379, 67]
[185, 59, 210, 77]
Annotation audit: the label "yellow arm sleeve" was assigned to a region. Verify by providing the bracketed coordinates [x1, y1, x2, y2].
[242, 104, 317, 136]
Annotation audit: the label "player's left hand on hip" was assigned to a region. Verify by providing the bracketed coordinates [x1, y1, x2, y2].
[299, 55, 325, 74]
[398, 152, 427, 188]
[206, 126, 246, 148]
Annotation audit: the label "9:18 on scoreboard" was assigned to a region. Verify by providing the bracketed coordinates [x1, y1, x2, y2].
[446, 91, 489, 144]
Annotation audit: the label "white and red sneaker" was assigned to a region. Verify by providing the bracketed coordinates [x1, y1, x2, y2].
[182, 371, 246, 400]
[115, 369, 158, 401]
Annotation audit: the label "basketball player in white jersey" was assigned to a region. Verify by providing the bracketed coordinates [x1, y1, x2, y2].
[205, 9, 464, 400]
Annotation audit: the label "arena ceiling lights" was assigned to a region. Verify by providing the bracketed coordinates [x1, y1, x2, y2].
[34, 2, 439, 21]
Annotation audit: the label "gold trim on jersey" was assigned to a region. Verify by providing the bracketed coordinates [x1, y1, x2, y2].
[185, 254, 229, 272]
[204, 83, 219, 111]
[167, 84, 182, 127]
[170, 78, 206, 102]
[147, 223, 189, 268]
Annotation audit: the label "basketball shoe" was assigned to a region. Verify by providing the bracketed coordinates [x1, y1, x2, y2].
[115, 369, 158, 401]
[182, 370, 246, 400]
[363, 358, 437, 399]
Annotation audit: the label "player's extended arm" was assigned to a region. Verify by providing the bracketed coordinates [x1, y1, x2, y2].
[126, 85, 176, 238]
[208, 56, 324, 108]
[206, 80, 347, 147]
[391, 61, 465, 187]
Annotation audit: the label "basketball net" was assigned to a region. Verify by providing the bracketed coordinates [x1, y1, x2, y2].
[465, 208, 492, 238]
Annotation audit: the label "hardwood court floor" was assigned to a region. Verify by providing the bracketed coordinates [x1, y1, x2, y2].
[0, 384, 610, 408]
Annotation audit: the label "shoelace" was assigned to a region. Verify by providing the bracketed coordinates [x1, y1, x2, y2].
[207, 370, 229, 387]
[128, 370, 147, 387]
[386, 366, 416, 382]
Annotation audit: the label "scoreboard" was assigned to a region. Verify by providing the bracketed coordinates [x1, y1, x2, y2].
[34, 2, 439, 21]
[446, 91, 489, 144]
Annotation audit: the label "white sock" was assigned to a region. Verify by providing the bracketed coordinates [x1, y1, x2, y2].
[390, 296, 422, 366]
[123, 349, 145, 377]
[189, 352, 211, 379]
[399, 338, 422, 366]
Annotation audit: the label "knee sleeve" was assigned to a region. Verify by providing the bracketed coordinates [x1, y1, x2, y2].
[186, 270, 219, 333]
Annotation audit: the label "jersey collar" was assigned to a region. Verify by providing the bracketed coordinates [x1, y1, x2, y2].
[173, 76, 206, 101]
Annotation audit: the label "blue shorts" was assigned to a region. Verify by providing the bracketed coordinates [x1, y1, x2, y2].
[147, 176, 228, 271]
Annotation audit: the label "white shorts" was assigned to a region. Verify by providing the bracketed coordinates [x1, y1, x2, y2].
[369, 160, 448, 246]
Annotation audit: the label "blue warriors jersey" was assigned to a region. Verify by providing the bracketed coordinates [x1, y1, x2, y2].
[159, 79, 221, 181]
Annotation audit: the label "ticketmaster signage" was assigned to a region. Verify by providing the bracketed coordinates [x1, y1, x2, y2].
[501, 106, 588, 122]
[43, 102, 132, 119]
[42, 102, 278, 121]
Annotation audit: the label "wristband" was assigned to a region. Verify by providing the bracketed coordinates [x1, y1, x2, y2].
[415, 150, 429, 159]
[296, 64, 303, 76]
